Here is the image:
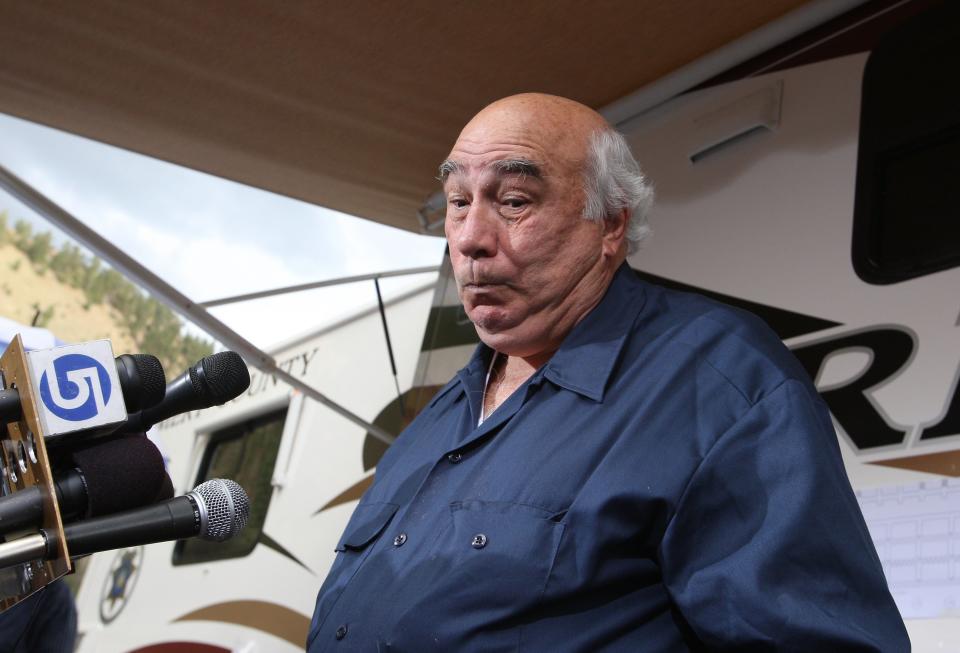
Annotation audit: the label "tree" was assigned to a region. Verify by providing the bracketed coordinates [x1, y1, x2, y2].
[49, 244, 87, 286]
[82, 257, 103, 300]
[13, 219, 33, 251]
[179, 334, 215, 371]
[26, 231, 53, 270]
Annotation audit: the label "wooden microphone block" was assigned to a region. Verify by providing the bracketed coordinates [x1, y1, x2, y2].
[0, 335, 71, 611]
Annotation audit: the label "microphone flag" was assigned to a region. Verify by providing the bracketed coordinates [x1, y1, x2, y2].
[25, 340, 129, 439]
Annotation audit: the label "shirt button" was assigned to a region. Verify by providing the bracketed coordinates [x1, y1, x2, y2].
[335, 624, 347, 640]
[447, 451, 462, 464]
[471, 533, 487, 549]
[393, 533, 407, 547]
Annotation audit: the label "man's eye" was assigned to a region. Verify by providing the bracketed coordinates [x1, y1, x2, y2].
[448, 198, 469, 209]
[502, 198, 527, 209]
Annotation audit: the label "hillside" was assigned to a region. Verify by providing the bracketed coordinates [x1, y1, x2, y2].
[0, 210, 213, 371]
[0, 243, 139, 352]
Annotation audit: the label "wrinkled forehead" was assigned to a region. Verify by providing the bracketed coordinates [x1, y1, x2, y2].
[441, 108, 590, 185]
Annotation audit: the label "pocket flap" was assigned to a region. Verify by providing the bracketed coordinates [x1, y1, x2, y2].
[335, 502, 399, 552]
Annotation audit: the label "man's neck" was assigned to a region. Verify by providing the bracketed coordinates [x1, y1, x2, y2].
[483, 353, 546, 420]
[480, 260, 624, 420]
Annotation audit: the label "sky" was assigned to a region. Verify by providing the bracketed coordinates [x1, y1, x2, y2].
[0, 112, 447, 351]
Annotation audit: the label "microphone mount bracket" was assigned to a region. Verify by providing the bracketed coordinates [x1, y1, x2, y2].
[0, 335, 71, 612]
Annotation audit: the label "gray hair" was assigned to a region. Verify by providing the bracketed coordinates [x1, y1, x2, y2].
[582, 129, 654, 254]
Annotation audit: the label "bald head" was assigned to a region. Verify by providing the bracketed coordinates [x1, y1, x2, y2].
[467, 93, 607, 157]
[477, 91, 605, 118]
[442, 93, 609, 185]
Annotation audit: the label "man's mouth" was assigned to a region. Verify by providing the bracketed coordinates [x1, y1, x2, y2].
[460, 281, 510, 307]
[461, 281, 511, 296]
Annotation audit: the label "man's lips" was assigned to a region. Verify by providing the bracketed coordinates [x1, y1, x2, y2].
[461, 281, 512, 296]
[460, 281, 511, 306]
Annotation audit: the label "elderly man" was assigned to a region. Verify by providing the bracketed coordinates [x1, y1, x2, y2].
[307, 94, 908, 651]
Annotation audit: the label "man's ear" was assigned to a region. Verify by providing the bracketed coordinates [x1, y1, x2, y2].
[601, 209, 628, 258]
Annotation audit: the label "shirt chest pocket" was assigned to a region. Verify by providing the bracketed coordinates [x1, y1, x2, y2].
[383, 501, 566, 652]
[335, 501, 399, 553]
[447, 501, 565, 606]
[308, 501, 398, 646]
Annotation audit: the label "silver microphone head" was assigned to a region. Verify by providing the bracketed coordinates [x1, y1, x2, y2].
[189, 478, 250, 542]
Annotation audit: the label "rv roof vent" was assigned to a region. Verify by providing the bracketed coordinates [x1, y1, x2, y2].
[689, 81, 782, 164]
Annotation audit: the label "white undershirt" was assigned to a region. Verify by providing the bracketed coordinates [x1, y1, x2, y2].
[478, 351, 501, 426]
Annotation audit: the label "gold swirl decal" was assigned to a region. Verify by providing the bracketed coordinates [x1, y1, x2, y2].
[173, 600, 310, 648]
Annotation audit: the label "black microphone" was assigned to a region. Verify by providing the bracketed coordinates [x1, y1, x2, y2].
[123, 351, 249, 432]
[0, 479, 249, 569]
[114, 353, 167, 412]
[0, 353, 166, 423]
[0, 434, 171, 535]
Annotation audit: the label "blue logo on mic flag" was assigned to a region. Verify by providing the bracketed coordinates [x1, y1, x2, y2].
[39, 353, 113, 421]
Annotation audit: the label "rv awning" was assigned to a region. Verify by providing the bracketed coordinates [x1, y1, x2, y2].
[0, 0, 814, 233]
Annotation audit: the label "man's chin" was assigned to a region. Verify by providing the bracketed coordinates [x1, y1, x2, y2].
[473, 319, 532, 353]
[469, 306, 517, 334]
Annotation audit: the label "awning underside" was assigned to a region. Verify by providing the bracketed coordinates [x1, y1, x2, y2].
[0, 0, 809, 232]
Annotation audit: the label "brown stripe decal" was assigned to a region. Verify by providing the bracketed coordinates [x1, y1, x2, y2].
[872, 450, 960, 477]
[173, 600, 311, 648]
[315, 474, 375, 514]
[128, 644, 229, 653]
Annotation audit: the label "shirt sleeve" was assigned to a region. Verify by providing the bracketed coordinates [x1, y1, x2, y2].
[659, 378, 910, 652]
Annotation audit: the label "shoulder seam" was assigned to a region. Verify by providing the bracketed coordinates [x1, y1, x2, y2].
[661, 377, 795, 543]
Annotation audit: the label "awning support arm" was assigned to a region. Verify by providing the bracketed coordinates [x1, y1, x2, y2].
[199, 265, 438, 308]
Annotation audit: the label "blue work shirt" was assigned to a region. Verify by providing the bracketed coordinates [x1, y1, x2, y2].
[307, 263, 908, 652]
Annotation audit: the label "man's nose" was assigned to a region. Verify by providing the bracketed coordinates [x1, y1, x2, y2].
[453, 203, 498, 259]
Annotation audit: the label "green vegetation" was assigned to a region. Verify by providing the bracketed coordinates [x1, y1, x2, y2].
[1, 212, 213, 371]
[30, 302, 55, 328]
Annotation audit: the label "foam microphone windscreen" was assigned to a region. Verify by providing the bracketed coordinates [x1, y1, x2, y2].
[153, 472, 174, 502]
[70, 434, 168, 517]
[191, 350, 250, 405]
[116, 353, 166, 412]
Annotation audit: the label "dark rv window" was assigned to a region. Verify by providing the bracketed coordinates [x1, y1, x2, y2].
[852, 2, 960, 284]
[173, 408, 286, 565]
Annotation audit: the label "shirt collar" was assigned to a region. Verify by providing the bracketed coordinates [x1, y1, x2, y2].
[454, 263, 647, 405]
[542, 263, 646, 402]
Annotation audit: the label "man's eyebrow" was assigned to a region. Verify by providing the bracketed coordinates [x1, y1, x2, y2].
[437, 158, 544, 183]
[438, 159, 463, 182]
[491, 158, 542, 179]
